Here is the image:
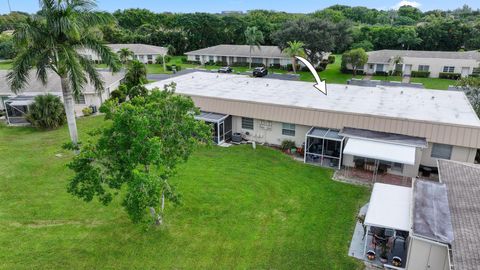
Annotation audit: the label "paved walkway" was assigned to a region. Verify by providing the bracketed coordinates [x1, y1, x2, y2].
[402, 76, 411, 83]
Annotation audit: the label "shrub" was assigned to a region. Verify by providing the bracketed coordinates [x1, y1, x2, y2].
[340, 68, 365, 75]
[280, 140, 296, 151]
[215, 61, 227, 66]
[180, 56, 188, 63]
[375, 71, 389, 76]
[439, 72, 461, 80]
[390, 70, 403, 76]
[269, 63, 281, 69]
[82, 107, 93, 116]
[231, 62, 249, 67]
[155, 55, 171, 65]
[315, 65, 325, 72]
[26, 94, 66, 129]
[166, 65, 172, 71]
[328, 55, 336, 64]
[411, 71, 430, 78]
[110, 86, 127, 103]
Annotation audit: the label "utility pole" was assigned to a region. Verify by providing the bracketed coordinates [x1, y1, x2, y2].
[7, 0, 12, 13]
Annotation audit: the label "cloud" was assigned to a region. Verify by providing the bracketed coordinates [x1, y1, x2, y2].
[393, 1, 421, 9]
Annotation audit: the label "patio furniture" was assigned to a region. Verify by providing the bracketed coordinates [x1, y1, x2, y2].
[422, 167, 432, 177]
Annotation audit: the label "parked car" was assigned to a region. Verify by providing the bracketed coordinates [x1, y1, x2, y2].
[253, 67, 268, 77]
[218, 66, 233, 73]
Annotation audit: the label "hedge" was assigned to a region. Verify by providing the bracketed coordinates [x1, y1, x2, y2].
[375, 71, 389, 76]
[340, 68, 365, 75]
[439, 72, 461, 80]
[328, 55, 336, 64]
[411, 71, 430, 78]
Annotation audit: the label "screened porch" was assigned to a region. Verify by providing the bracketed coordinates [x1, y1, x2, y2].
[304, 127, 345, 169]
[195, 111, 232, 144]
[4, 95, 35, 125]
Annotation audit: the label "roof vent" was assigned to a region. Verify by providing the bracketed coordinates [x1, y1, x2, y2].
[431, 96, 435, 100]
[216, 75, 219, 78]
[400, 91, 404, 94]
[266, 84, 269, 87]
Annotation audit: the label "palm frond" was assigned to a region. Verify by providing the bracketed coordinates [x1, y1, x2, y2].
[60, 47, 88, 98]
[7, 48, 40, 93]
[78, 35, 121, 72]
[78, 54, 105, 93]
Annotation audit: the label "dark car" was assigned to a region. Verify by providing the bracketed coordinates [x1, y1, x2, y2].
[218, 66, 233, 73]
[253, 67, 268, 77]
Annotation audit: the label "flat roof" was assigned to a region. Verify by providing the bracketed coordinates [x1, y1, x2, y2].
[365, 183, 412, 231]
[412, 179, 454, 244]
[438, 160, 480, 270]
[146, 72, 480, 127]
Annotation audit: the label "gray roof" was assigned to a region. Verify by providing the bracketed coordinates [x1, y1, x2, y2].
[185, 44, 288, 59]
[412, 179, 454, 244]
[146, 72, 480, 127]
[438, 160, 480, 270]
[340, 127, 428, 148]
[367, 49, 480, 63]
[108, 44, 168, 55]
[0, 70, 124, 96]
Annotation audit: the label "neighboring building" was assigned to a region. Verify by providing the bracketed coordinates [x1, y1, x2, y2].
[0, 70, 124, 124]
[358, 49, 480, 78]
[355, 160, 480, 270]
[146, 72, 480, 178]
[185, 45, 292, 67]
[79, 44, 168, 64]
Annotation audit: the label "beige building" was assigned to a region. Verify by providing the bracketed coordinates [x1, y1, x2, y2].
[79, 44, 168, 64]
[0, 70, 124, 124]
[362, 50, 480, 78]
[146, 72, 480, 178]
[185, 44, 292, 67]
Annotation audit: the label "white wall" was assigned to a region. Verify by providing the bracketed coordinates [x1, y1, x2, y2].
[406, 237, 450, 270]
[420, 142, 477, 167]
[364, 57, 479, 78]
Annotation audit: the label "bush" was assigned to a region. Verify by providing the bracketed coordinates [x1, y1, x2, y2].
[375, 71, 389, 76]
[439, 72, 461, 80]
[166, 65, 172, 71]
[180, 56, 188, 63]
[340, 68, 365, 75]
[110, 87, 127, 103]
[26, 94, 66, 129]
[328, 55, 336, 64]
[411, 71, 430, 78]
[155, 55, 171, 65]
[315, 65, 325, 72]
[82, 107, 93, 116]
[269, 63, 281, 69]
[172, 65, 181, 71]
[280, 140, 296, 151]
[215, 61, 227, 66]
[231, 62, 249, 67]
[390, 70, 403, 76]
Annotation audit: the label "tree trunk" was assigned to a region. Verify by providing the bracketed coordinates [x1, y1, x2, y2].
[353, 67, 357, 77]
[249, 46, 252, 69]
[60, 76, 79, 145]
[292, 57, 297, 73]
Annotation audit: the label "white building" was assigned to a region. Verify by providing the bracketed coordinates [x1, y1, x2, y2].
[146, 72, 480, 178]
[361, 49, 480, 78]
[80, 44, 168, 64]
[185, 44, 292, 67]
[0, 70, 124, 124]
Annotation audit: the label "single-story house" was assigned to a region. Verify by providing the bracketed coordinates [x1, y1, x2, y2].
[146, 72, 480, 178]
[357, 49, 480, 78]
[0, 70, 124, 124]
[185, 44, 292, 67]
[356, 159, 480, 270]
[79, 44, 168, 64]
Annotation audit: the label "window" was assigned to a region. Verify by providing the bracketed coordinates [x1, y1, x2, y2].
[376, 64, 384, 72]
[273, 58, 280, 64]
[75, 94, 86, 105]
[252, 58, 263, 64]
[418, 65, 429, 72]
[282, 123, 296, 136]
[147, 55, 153, 60]
[431, 143, 452, 159]
[236, 57, 247, 63]
[195, 55, 200, 61]
[241, 117, 254, 130]
[443, 66, 455, 73]
[209, 56, 214, 61]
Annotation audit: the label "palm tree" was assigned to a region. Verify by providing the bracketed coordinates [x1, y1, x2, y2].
[118, 48, 134, 64]
[125, 60, 147, 87]
[8, 0, 120, 146]
[244, 26, 264, 69]
[282, 41, 306, 73]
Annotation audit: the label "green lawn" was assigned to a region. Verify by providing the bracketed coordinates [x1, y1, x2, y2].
[0, 60, 12, 69]
[410, 77, 454, 90]
[0, 116, 369, 269]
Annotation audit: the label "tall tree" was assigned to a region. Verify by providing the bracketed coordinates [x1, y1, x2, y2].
[342, 48, 368, 76]
[118, 48, 134, 64]
[397, 28, 422, 50]
[7, 0, 120, 145]
[282, 41, 306, 73]
[244, 26, 264, 69]
[456, 77, 480, 117]
[67, 84, 211, 225]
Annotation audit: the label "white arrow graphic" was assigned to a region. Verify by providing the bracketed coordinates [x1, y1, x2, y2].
[295, 56, 327, 95]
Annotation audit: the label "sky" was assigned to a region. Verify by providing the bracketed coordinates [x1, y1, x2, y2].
[2, 0, 480, 15]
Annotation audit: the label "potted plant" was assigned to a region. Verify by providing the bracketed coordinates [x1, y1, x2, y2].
[392, 256, 402, 267]
[366, 250, 376, 261]
[379, 242, 388, 263]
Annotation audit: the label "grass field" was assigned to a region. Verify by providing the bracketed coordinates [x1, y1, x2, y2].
[0, 60, 12, 69]
[0, 116, 369, 269]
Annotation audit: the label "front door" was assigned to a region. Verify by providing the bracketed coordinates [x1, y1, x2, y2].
[404, 64, 412, 76]
[461, 67, 470, 77]
[218, 122, 225, 144]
